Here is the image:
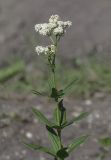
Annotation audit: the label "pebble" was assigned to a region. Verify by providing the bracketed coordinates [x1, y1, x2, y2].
[72, 112, 79, 117]
[3, 131, 8, 138]
[15, 152, 19, 156]
[85, 99, 92, 106]
[26, 132, 33, 139]
[40, 156, 45, 160]
[22, 150, 27, 155]
[33, 118, 38, 123]
[87, 111, 100, 129]
[35, 105, 42, 110]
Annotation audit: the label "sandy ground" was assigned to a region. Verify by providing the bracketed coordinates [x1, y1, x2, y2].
[0, 94, 111, 160]
[0, 0, 111, 160]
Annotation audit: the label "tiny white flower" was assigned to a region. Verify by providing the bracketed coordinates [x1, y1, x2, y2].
[49, 22, 57, 29]
[35, 46, 49, 55]
[39, 23, 51, 35]
[57, 21, 64, 26]
[63, 21, 72, 27]
[35, 24, 42, 32]
[49, 15, 60, 23]
[39, 29, 49, 36]
[53, 26, 64, 35]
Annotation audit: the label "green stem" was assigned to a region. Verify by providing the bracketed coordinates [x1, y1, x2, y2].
[50, 36, 55, 45]
[52, 70, 56, 88]
[49, 36, 64, 160]
[50, 36, 58, 88]
[57, 128, 63, 148]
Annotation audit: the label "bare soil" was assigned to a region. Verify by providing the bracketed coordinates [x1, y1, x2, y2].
[0, 93, 111, 160]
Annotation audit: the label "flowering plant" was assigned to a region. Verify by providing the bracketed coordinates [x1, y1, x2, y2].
[24, 15, 89, 160]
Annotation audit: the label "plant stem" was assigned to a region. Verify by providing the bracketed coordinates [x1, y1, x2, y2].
[50, 36, 64, 160]
[52, 70, 56, 88]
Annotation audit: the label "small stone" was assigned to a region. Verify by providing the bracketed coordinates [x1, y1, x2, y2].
[72, 112, 80, 117]
[94, 112, 100, 119]
[3, 131, 8, 137]
[40, 156, 45, 160]
[93, 138, 98, 142]
[33, 118, 38, 123]
[15, 152, 19, 156]
[85, 100, 92, 106]
[22, 150, 27, 155]
[26, 132, 33, 139]
[35, 105, 42, 110]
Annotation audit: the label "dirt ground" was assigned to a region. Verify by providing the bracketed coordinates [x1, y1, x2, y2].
[0, 0, 111, 160]
[1, 94, 111, 160]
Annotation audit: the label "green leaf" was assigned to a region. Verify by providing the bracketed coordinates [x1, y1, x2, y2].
[99, 137, 111, 147]
[32, 90, 47, 97]
[57, 90, 65, 98]
[23, 142, 55, 156]
[46, 126, 61, 153]
[67, 135, 89, 153]
[32, 107, 53, 127]
[63, 79, 79, 95]
[0, 61, 24, 83]
[62, 112, 89, 128]
[57, 148, 69, 159]
[54, 100, 67, 126]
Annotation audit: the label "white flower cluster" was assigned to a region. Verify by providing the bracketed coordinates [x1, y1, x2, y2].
[35, 15, 72, 55]
[35, 45, 55, 55]
[35, 46, 49, 55]
[35, 15, 72, 36]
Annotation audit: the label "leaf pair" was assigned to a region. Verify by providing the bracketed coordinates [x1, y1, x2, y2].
[24, 134, 88, 158]
[46, 126, 88, 158]
[29, 106, 89, 159]
[32, 90, 47, 97]
[32, 102, 89, 129]
[50, 79, 79, 100]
